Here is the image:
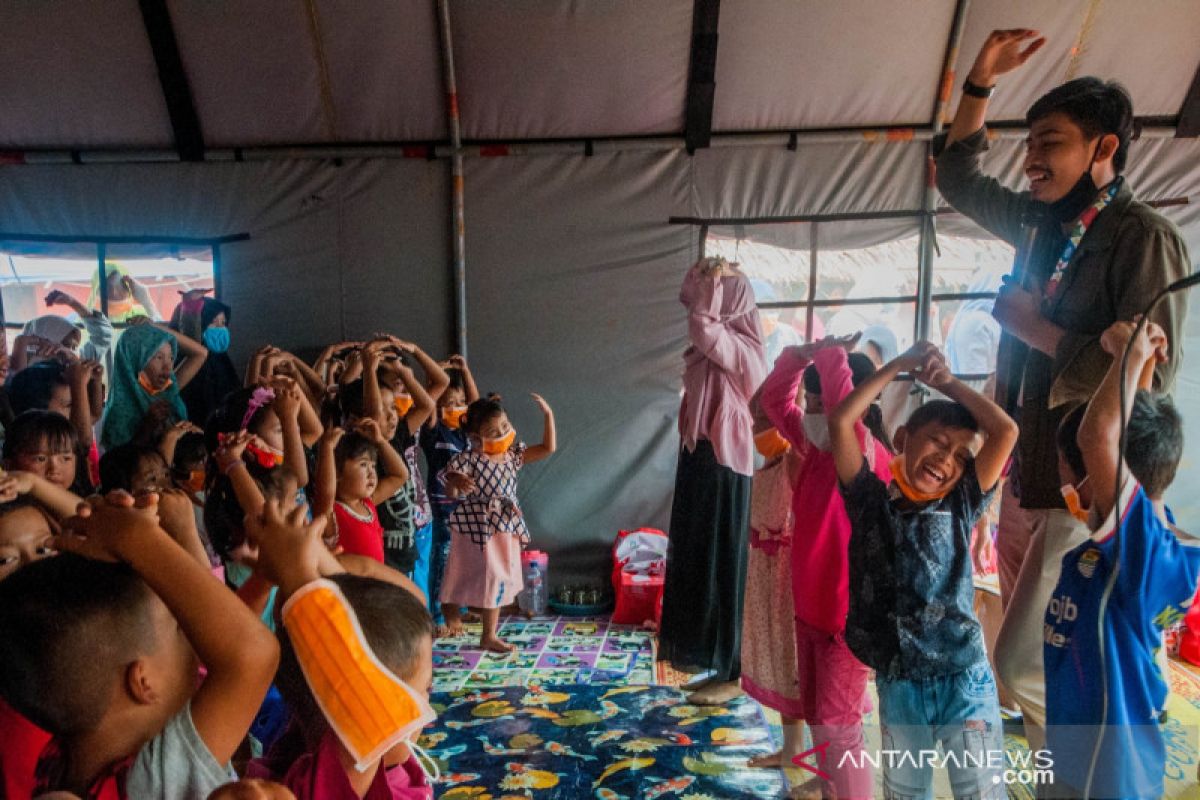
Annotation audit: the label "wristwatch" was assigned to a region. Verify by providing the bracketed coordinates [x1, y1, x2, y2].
[963, 78, 995, 99]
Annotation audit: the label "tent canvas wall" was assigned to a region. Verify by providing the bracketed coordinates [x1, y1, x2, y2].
[2, 0, 1199, 581]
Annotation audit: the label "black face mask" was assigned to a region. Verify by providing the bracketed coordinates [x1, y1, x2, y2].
[1043, 170, 1099, 224]
[1037, 139, 1110, 224]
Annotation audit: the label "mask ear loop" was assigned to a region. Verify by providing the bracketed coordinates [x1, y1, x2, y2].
[406, 738, 441, 784]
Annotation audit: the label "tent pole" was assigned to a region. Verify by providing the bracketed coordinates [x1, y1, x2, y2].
[436, 0, 468, 359]
[916, 0, 970, 344]
[7, 121, 1180, 165]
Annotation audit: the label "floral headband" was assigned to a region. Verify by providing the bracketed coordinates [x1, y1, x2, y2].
[242, 386, 276, 430]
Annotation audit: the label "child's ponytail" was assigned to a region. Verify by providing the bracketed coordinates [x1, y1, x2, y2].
[864, 402, 894, 455]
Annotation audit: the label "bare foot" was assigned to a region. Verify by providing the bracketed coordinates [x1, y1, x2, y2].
[787, 777, 827, 800]
[435, 620, 465, 639]
[480, 636, 517, 653]
[748, 749, 784, 769]
[687, 680, 742, 706]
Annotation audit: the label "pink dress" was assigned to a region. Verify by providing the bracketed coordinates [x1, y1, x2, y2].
[760, 348, 891, 635]
[438, 444, 527, 609]
[740, 445, 807, 716]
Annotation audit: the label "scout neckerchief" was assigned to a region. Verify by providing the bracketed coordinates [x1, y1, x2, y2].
[1044, 178, 1122, 302]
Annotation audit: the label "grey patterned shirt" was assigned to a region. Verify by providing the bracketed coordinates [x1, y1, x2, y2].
[840, 458, 994, 679]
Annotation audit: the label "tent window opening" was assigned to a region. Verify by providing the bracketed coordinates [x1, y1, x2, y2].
[0, 244, 216, 358]
[705, 219, 1014, 385]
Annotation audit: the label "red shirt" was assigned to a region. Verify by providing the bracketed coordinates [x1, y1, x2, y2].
[333, 499, 384, 562]
[0, 698, 52, 800]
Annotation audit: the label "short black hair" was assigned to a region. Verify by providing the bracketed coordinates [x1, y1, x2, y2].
[802, 352, 877, 396]
[8, 362, 70, 417]
[0, 553, 155, 735]
[99, 443, 165, 494]
[1056, 403, 1088, 480]
[1027, 77, 1135, 173]
[445, 367, 465, 392]
[204, 468, 293, 558]
[334, 432, 378, 473]
[903, 399, 979, 436]
[205, 387, 274, 453]
[172, 431, 208, 475]
[337, 379, 368, 421]
[274, 574, 432, 751]
[1125, 390, 1183, 498]
[2, 409, 78, 462]
[464, 395, 505, 435]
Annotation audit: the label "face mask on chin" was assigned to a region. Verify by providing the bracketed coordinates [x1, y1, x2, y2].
[1039, 139, 1109, 224]
[802, 413, 831, 453]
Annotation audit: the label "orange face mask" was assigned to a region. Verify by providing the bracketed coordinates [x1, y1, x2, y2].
[441, 405, 467, 429]
[482, 430, 516, 455]
[186, 469, 206, 494]
[754, 428, 791, 460]
[282, 579, 438, 773]
[137, 372, 173, 396]
[393, 394, 414, 417]
[1061, 476, 1091, 524]
[889, 456, 953, 504]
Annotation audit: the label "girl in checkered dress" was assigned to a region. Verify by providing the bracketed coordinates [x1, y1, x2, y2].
[438, 393, 557, 652]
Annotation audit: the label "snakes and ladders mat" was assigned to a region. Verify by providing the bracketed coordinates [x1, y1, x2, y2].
[433, 616, 657, 692]
[420, 684, 785, 799]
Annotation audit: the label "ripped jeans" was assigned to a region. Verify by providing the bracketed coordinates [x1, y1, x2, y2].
[876, 660, 1006, 800]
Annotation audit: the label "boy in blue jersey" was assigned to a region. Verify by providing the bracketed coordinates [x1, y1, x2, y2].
[1044, 319, 1200, 798]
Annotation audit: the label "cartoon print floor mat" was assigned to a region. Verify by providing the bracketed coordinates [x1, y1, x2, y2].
[421, 684, 785, 799]
[433, 616, 657, 691]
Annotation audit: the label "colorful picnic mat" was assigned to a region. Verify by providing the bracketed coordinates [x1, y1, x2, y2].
[433, 615, 657, 692]
[420, 684, 785, 799]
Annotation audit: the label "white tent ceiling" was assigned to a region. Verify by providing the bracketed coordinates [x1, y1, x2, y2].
[1, 0, 1198, 150]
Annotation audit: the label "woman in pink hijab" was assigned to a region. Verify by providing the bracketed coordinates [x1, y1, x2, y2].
[659, 256, 767, 705]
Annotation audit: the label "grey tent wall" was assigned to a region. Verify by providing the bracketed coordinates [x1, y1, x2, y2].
[1, 131, 1199, 580]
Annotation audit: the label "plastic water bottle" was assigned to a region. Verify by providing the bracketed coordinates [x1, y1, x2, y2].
[529, 562, 546, 615]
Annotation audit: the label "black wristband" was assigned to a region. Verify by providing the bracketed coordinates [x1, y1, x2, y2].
[962, 78, 995, 99]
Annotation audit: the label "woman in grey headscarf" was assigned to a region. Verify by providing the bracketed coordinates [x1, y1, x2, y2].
[10, 290, 113, 373]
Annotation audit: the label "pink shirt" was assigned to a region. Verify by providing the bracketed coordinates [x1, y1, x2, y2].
[253, 732, 432, 800]
[760, 348, 892, 635]
[678, 268, 767, 476]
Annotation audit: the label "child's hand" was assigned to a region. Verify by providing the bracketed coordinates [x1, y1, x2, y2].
[56, 491, 162, 563]
[245, 495, 329, 597]
[125, 314, 151, 327]
[444, 470, 477, 496]
[215, 430, 253, 472]
[320, 425, 345, 450]
[0, 472, 26, 503]
[44, 289, 77, 308]
[531, 393, 552, 415]
[354, 417, 387, 444]
[1100, 319, 1168, 364]
[270, 376, 303, 421]
[444, 354, 469, 371]
[914, 351, 955, 390]
[897, 341, 939, 372]
[164, 419, 202, 444]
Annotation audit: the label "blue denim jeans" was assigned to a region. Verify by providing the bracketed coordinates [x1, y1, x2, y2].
[876, 660, 1006, 800]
